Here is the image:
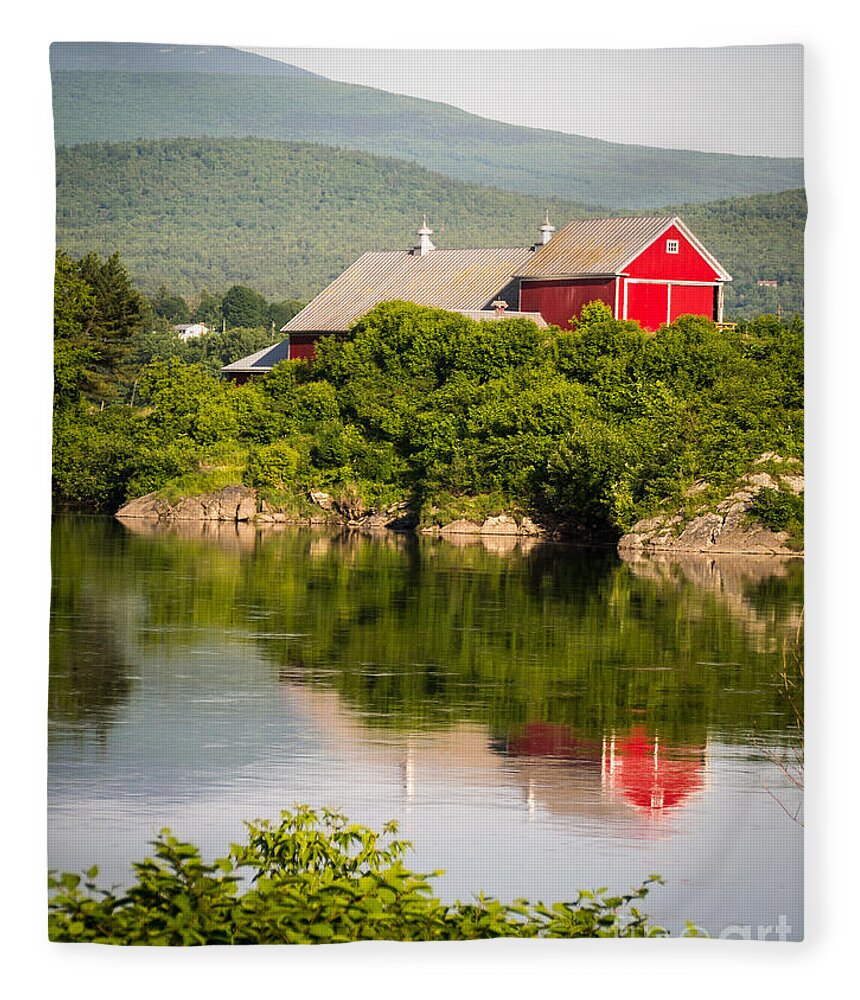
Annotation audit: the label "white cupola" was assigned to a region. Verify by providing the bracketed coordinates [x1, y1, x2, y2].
[413, 215, 436, 256]
[537, 211, 556, 246]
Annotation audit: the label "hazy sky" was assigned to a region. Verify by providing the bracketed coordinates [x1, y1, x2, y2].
[242, 46, 803, 158]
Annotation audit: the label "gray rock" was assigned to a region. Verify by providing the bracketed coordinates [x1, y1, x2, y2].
[438, 519, 484, 535]
[618, 458, 803, 556]
[115, 492, 172, 521]
[481, 514, 519, 535]
[308, 490, 334, 510]
[744, 472, 778, 490]
[117, 485, 257, 523]
[519, 516, 545, 536]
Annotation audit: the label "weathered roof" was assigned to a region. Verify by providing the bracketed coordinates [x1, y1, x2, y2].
[515, 215, 731, 281]
[221, 338, 292, 374]
[282, 246, 535, 333]
[515, 216, 674, 277]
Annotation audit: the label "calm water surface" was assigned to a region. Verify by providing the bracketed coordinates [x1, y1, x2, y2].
[49, 516, 804, 938]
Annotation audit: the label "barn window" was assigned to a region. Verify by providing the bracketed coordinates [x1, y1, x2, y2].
[666, 239, 679, 254]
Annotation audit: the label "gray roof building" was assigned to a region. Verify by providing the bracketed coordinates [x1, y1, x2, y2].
[221, 338, 292, 376]
[282, 245, 534, 335]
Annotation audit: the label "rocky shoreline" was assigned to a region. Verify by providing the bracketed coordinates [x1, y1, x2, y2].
[116, 459, 804, 556]
[617, 460, 803, 557]
[116, 488, 552, 539]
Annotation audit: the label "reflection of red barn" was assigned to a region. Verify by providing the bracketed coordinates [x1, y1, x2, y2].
[502, 721, 706, 816]
[222, 216, 732, 378]
[602, 727, 705, 813]
[505, 722, 601, 764]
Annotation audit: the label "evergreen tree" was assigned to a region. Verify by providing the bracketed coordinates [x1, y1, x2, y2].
[56, 250, 147, 400]
[77, 251, 147, 341]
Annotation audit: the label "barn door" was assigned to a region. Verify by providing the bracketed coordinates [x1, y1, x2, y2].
[626, 282, 668, 332]
[668, 283, 716, 323]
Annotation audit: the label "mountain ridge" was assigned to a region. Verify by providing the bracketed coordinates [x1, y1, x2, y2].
[51, 42, 803, 210]
[49, 42, 321, 77]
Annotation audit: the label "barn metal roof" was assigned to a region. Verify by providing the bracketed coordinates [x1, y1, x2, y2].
[514, 215, 731, 281]
[220, 338, 292, 374]
[281, 246, 535, 333]
[515, 216, 675, 277]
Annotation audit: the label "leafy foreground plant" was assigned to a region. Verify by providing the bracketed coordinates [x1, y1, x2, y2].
[48, 806, 683, 944]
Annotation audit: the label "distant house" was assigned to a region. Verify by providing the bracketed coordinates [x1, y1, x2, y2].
[222, 216, 731, 378]
[173, 322, 210, 341]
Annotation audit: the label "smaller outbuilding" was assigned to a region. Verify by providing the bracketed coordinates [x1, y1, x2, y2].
[173, 322, 210, 341]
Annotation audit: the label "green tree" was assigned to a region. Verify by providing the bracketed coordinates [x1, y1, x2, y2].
[77, 251, 147, 342]
[54, 248, 95, 340]
[136, 359, 241, 446]
[221, 285, 269, 329]
[269, 299, 306, 330]
[62, 251, 148, 398]
[150, 285, 190, 324]
[192, 288, 223, 327]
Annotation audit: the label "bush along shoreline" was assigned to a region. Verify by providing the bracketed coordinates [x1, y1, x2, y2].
[54, 252, 804, 552]
[49, 806, 689, 944]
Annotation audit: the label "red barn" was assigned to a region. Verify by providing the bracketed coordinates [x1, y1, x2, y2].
[222, 216, 730, 377]
[517, 215, 731, 332]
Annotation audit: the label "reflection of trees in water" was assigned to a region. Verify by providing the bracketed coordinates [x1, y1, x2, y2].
[54, 518, 804, 748]
[50, 518, 134, 741]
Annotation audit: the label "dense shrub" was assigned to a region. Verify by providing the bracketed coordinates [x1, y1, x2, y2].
[245, 439, 302, 491]
[749, 487, 804, 530]
[748, 486, 804, 550]
[48, 806, 675, 944]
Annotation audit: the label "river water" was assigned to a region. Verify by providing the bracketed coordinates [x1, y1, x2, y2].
[48, 515, 804, 939]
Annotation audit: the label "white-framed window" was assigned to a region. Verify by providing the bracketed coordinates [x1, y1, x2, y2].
[666, 239, 679, 254]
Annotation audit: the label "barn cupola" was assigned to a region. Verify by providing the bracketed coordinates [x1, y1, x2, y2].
[537, 211, 555, 246]
[413, 215, 436, 256]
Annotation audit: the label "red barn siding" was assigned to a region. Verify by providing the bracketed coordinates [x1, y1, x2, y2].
[626, 224, 720, 282]
[669, 283, 716, 323]
[519, 278, 616, 329]
[288, 334, 322, 360]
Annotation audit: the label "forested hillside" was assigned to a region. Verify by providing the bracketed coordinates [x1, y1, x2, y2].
[51, 62, 803, 209]
[56, 139, 805, 317]
[50, 41, 320, 77]
[55, 139, 591, 300]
